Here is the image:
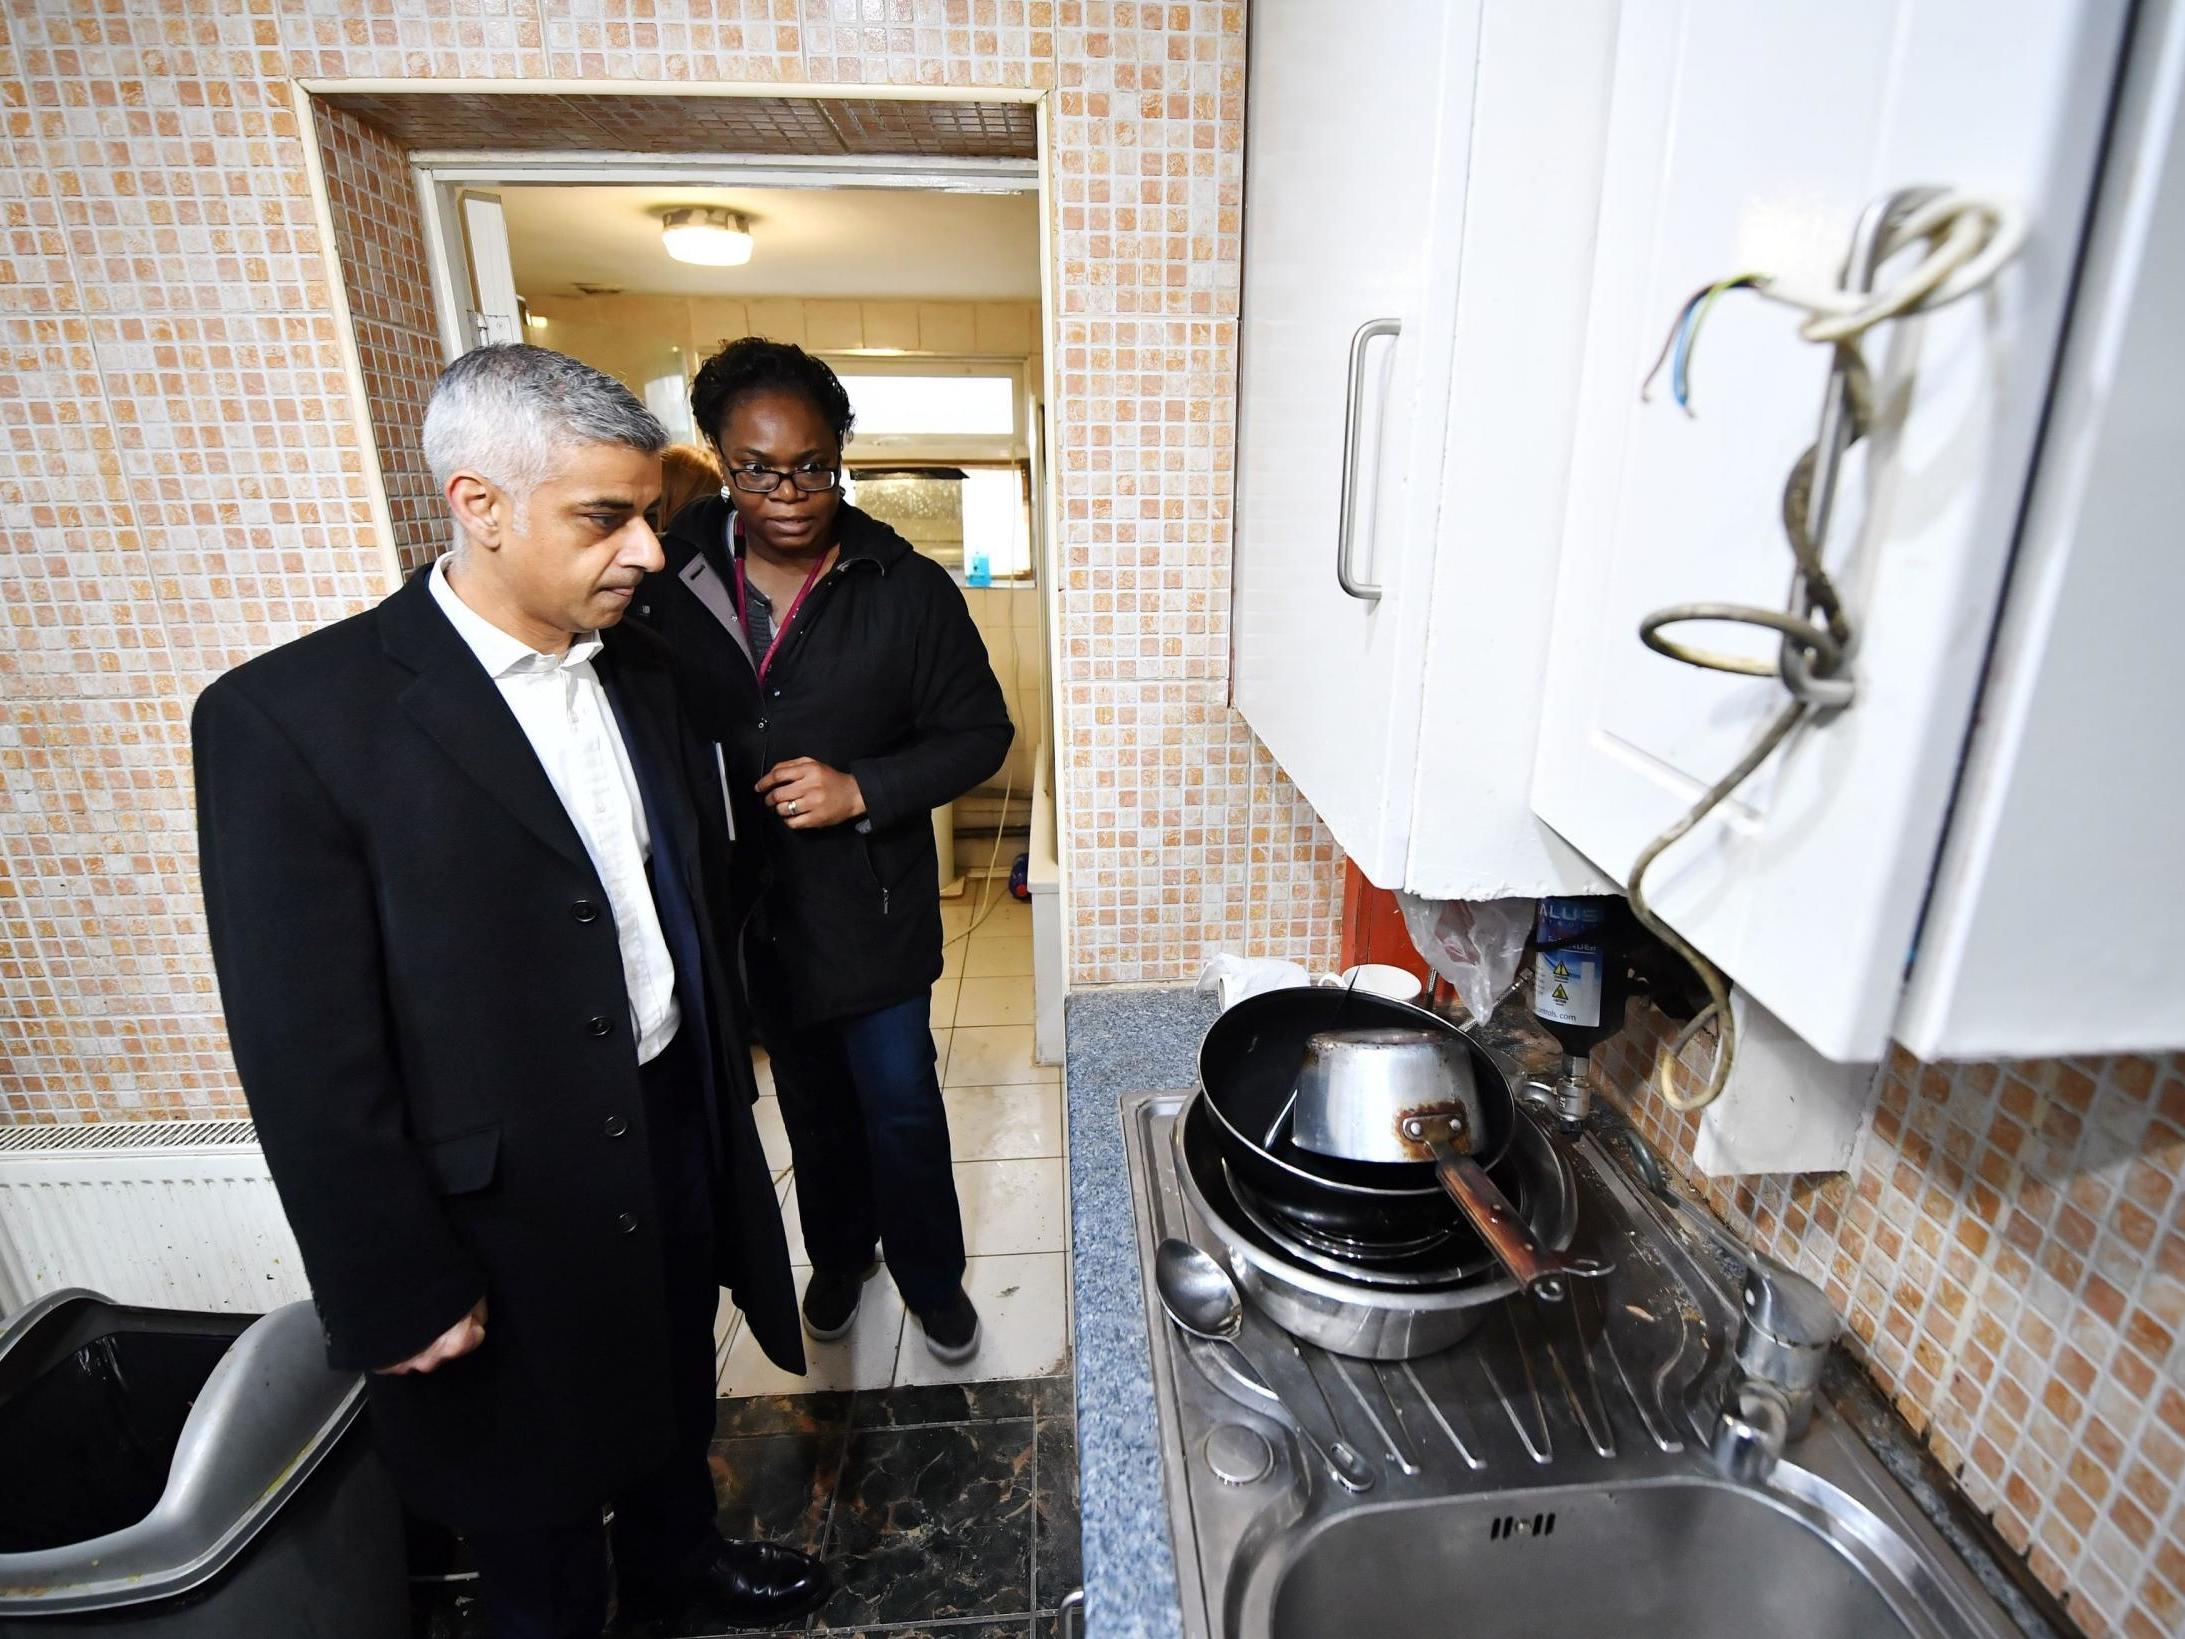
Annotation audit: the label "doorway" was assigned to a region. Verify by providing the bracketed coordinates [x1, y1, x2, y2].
[405, 146, 1070, 1395]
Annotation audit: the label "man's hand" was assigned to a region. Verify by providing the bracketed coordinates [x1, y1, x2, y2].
[756, 758, 867, 830]
[374, 1298, 488, 1376]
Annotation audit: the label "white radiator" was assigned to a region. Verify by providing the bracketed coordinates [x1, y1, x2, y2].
[0, 1121, 309, 1318]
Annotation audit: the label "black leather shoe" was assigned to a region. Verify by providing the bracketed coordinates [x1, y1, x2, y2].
[617, 1537, 830, 1633]
[802, 1260, 878, 1342]
[915, 1286, 981, 1364]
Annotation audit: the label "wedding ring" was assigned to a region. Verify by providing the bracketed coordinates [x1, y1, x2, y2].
[786, 799, 799, 815]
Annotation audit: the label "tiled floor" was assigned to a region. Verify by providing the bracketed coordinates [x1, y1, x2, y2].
[412, 1372, 1082, 1637]
[719, 895, 1069, 1401]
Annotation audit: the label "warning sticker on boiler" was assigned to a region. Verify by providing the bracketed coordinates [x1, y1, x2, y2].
[1534, 948, 1603, 1028]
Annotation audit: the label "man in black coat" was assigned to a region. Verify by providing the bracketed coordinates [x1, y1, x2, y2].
[192, 345, 825, 1639]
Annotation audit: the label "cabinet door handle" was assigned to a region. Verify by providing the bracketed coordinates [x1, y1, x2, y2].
[1337, 316, 1401, 602]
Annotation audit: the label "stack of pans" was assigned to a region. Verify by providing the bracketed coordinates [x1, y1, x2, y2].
[1174, 988, 1579, 1360]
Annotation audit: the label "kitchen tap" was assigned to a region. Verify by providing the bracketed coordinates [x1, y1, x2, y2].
[1601, 1126, 1839, 1476]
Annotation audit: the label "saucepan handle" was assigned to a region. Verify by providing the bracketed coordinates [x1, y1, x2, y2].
[1410, 1123, 1610, 1302]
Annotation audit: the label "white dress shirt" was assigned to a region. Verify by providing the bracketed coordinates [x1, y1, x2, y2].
[429, 556, 681, 1064]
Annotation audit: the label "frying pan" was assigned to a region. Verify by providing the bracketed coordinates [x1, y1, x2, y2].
[1196, 989, 1513, 1248]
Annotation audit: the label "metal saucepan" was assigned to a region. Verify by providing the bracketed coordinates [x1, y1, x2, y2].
[1197, 990, 1497, 1248]
[1293, 1027, 1610, 1302]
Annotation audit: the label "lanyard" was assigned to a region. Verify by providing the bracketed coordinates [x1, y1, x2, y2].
[728, 517, 828, 685]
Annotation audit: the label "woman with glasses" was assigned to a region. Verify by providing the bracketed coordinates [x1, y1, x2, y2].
[640, 338, 1012, 1364]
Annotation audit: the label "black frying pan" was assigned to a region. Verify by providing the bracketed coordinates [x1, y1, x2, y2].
[1196, 988, 1517, 1246]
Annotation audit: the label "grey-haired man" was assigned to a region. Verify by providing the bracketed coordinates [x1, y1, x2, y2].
[193, 346, 825, 1637]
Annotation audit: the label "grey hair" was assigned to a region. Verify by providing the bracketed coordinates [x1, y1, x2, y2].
[422, 345, 667, 536]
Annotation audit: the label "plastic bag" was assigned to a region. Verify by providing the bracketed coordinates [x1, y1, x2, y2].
[1195, 954, 1311, 1012]
[1396, 895, 1535, 1024]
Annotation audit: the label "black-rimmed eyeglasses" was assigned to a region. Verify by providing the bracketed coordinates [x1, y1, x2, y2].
[726, 463, 841, 496]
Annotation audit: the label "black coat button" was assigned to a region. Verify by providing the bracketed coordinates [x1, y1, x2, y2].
[604, 1115, 628, 1138]
[586, 1015, 614, 1037]
[616, 1212, 638, 1235]
[571, 900, 600, 923]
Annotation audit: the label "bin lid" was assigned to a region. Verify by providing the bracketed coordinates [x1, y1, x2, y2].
[0, 1293, 365, 1613]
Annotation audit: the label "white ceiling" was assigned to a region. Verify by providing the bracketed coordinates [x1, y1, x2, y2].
[498, 185, 1042, 300]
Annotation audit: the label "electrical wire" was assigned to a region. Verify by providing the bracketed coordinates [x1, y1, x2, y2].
[1625, 191, 2021, 1114]
[1640, 274, 1763, 414]
[939, 579, 1025, 953]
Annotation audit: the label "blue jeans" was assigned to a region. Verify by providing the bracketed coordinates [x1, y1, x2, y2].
[764, 992, 967, 1315]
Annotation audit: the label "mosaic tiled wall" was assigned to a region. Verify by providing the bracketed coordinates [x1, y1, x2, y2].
[0, 1, 1338, 1122]
[313, 99, 443, 574]
[1598, 1013, 2185, 1638]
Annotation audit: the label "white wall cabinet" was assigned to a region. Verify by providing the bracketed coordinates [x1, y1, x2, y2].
[1528, 0, 2131, 1066]
[1231, 0, 1616, 901]
[1240, 0, 2176, 1072]
[1896, 0, 2185, 1062]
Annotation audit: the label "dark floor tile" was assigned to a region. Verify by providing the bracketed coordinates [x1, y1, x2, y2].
[716, 1390, 855, 1439]
[851, 1379, 1037, 1429]
[1029, 1375, 1075, 1421]
[824, 1627, 1029, 1638]
[711, 1429, 847, 1554]
[1031, 1414, 1080, 1612]
[815, 1420, 1036, 1630]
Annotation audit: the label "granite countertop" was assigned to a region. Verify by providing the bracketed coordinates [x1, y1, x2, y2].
[1064, 986, 1219, 1639]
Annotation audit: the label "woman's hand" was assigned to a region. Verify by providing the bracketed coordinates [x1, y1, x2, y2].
[757, 758, 868, 830]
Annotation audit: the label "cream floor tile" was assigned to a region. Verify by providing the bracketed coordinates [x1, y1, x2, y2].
[945, 1025, 1057, 1087]
[975, 898, 1034, 937]
[931, 1026, 953, 1083]
[712, 1288, 742, 1375]
[954, 975, 1034, 1028]
[954, 1156, 1067, 1256]
[929, 977, 961, 1029]
[940, 937, 967, 979]
[941, 902, 975, 938]
[717, 1267, 903, 1396]
[749, 1049, 775, 1097]
[893, 1252, 1068, 1387]
[944, 1085, 1062, 1161]
[753, 1095, 792, 1173]
[962, 934, 1035, 978]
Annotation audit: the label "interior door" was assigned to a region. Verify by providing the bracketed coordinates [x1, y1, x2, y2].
[455, 190, 523, 350]
[1530, 0, 2128, 1062]
[1231, 0, 1482, 885]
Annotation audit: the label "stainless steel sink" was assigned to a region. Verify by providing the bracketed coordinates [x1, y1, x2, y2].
[1122, 1090, 2024, 1639]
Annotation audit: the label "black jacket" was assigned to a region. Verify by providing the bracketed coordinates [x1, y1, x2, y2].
[191, 572, 801, 1531]
[637, 499, 1012, 1028]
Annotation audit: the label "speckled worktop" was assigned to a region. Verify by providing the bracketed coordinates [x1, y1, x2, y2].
[1063, 986, 1218, 1639]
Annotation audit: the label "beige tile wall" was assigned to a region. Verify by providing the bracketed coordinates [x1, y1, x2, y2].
[0, 2, 1339, 1124]
[1599, 1014, 2185, 1638]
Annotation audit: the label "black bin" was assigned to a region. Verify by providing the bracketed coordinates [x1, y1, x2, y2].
[0, 1291, 404, 1637]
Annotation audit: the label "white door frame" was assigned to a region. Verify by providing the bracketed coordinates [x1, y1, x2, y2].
[411, 150, 1040, 363]
[300, 80, 1072, 991]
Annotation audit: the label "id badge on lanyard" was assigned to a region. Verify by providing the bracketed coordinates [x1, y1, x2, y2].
[728, 515, 826, 687]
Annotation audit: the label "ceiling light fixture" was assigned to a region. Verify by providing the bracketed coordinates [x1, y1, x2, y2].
[660, 207, 754, 268]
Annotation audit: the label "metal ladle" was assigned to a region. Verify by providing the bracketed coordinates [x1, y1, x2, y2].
[1153, 1239, 1376, 1492]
